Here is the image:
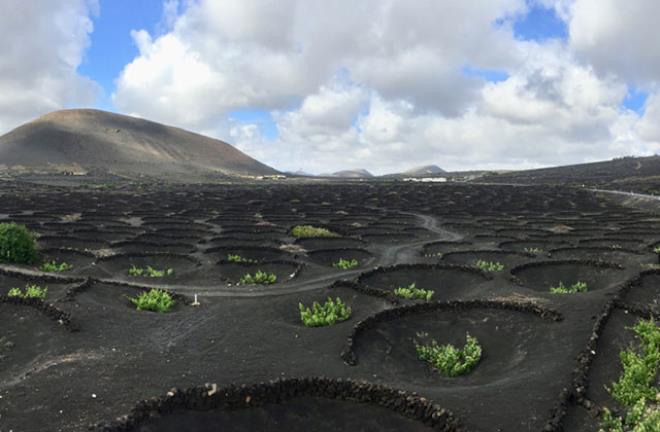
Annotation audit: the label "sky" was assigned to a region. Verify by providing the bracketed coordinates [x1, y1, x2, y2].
[1, 0, 660, 175]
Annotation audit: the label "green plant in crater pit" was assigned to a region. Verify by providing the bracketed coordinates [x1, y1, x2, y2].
[299, 297, 351, 327]
[415, 332, 482, 377]
[393, 283, 434, 301]
[127, 288, 174, 312]
[332, 258, 359, 269]
[239, 270, 277, 285]
[291, 225, 339, 238]
[128, 265, 174, 278]
[227, 254, 257, 264]
[7, 284, 48, 300]
[549, 281, 588, 294]
[599, 318, 659, 432]
[474, 260, 504, 272]
[40, 260, 72, 272]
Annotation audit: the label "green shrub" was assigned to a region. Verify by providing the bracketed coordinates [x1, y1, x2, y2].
[524, 247, 543, 254]
[474, 260, 504, 272]
[40, 260, 72, 272]
[7, 284, 48, 300]
[299, 297, 351, 327]
[291, 225, 339, 238]
[333, 258, 359, 269]
[127, 289, 174, 312]
[550, 281, 588, 294]
[600, 319, 660, 432]
[0, 223, 37, 264]
[415, 333, 482, 377]
[240, 270, 277, 285]
[393, 283, 434, 301]
[653, 246, 660, 254]
[600, 408, 624, 432]
[424, 252, 443, 258]
[610, 319, 659, 407]
[128, 265, 174, 278]
[600, 399, 660, 432]
[227, 254, 257, 264]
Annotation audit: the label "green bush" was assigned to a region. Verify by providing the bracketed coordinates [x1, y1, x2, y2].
[291, 225, 339, 238]
[299, 297, 351, 327]
[415, 333, 482, 377]
[610, 319, 659, 406]
[654, 246, 660, 254]
[524, 247, 543, 254]
[333, 258, 359, 269]
[7, 284, 48, 300]
[550, 281, 588, 294]
[227, 254, 257, 264]
[393, 283, 434, 301]
[0, 223, 37, 264]
[424, 252, 443, 258]
[128, 265, 174, 278]
[600, 319, 659, 431]
[600, 399, 659, 432]
[474, 260, 504, 272]
[240, 270, 277, 285]
[40, 260, 72, 272]
[127, 289, 174, 312]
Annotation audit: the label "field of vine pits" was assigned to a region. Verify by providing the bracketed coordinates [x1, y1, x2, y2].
[1, 181, 658, 432]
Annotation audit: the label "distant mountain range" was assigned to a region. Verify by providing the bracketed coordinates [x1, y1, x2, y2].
[401, 164, 446, 176]
[325, 168, 374, 178]
[4, 110, 655, 190]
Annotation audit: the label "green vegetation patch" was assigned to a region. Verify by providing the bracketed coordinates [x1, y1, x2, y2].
[0, 222, 38, 264]
[40, 260, 72, 272]
[299, 297, 351, 327]
[415, 333, 482, 377]
[393, 283, 434, 301]
[8, 284, 48, 300]
[227, 254, 257, 264]
[424, 252, 443, 258]
[333, 258, 359, 269]
[127, 289, 174, 312]
[291, 225, 339, 238]
[549, 281, 588, 294]
[239, 270, 277, 285]
[600, 318, 659, 432]
[128, 265, 175, 278]
[474, 260, 504, 272]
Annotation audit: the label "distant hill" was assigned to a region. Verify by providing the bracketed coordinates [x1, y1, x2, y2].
[478, 156, 660, 186]
[286, 169, 314, 177]
[325, 169, 374, 178]
[402, 164, 446, 176]
[0, 109, 279, 179]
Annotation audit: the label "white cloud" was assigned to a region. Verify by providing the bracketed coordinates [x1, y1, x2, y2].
[111, 0, 660, 174]
[567, 0, 660, 85]
[113, 0, 525, 123]
[0, 0, 99, 132]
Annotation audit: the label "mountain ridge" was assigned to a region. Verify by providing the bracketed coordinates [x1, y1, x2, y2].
[0, 109, 279, 179]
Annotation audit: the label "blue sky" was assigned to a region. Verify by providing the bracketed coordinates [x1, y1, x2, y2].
[78, 0, 164, 110]
[513, 3, 567, 41]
